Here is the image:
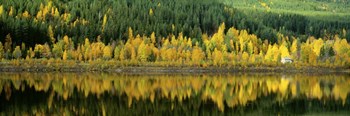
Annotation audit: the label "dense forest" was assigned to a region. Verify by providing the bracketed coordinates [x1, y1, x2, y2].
[0, 0, 236, 46]
[1, 0, 349, 46]
[228, 0, 350, 42]
[0, 0, 350, 67]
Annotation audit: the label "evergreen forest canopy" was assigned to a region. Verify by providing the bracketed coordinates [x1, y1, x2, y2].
[0, 0, 350, 67]
[0, 0, 350, 47]
[0, 0, 235, 46]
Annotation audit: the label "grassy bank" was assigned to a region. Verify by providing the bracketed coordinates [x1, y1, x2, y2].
[0, 59, 348, 73]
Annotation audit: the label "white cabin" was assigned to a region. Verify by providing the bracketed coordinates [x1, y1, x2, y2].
[281, 57, 293, 64]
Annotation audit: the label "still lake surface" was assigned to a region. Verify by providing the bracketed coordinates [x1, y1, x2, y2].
[0, 72, 350, 115]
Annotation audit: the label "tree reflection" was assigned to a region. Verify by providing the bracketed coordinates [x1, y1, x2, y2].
[0, 73, 349, 115]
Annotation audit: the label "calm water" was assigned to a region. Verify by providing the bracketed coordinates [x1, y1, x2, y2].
[0, 73, 350, 115]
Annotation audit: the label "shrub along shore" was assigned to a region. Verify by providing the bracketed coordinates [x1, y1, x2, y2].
[0, 59, 348, 73]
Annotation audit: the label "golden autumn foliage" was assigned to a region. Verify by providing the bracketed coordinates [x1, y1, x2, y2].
[191, 45, 204, 66]
[312, 38, 324, 57]
[290, 39, 298, 58]
[42, 43, 52, 58]
[247, 41, 254, 54]
[53, 8, 60, 17]
[272, 44, 280, 62]
[2, 23, 350, 67]
[279, 43, 290, 58]
[333, 38, 349, 57]
[300, 42, 309, 62]
[48, 25, 55, 44]
[265, 44, 280, 62]
[137, 41, 151, 62]
[242, 52, 249, 63]
[8, 6, 13, 16]
[102, 14, 107, 32]
[0, 5, 3, 16]
[213, 48, 224, 67]
[22, 11, 30, 18]
[12, 46, 22, 59]
[130, 45, 137, 61]
[114, 46, 121, 60]
[150, 32, 156, 44]
[4, 34, 12, 52]
[63, 50, 68, 60]
[149, 8, 154, 16]
[119, 47, 126, 61]
[103, 45, 112, 60]
[128, 27, 134, 40]
[34, 44, 51, 58]
[61, 13, 71, 24]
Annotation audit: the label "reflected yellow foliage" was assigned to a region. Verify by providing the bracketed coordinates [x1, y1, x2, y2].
[0, 73, 350, 112]
[311, 83, 322, 100]
[278, 78, 290, 99]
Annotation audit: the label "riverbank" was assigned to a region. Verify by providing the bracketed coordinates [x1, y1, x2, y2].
[0, 59, 349, 73]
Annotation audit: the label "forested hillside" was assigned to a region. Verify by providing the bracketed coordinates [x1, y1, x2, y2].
[225, 0, 350, 42]
[0, 0, 237, 47]
[0, 0, 350, 67]
[1, 0, 349, 47]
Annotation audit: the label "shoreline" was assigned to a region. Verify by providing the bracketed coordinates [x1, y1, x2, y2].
[0, 63, 349, 74]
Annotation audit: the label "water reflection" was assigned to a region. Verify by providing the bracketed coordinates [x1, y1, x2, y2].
[0, 73, 350, 115]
